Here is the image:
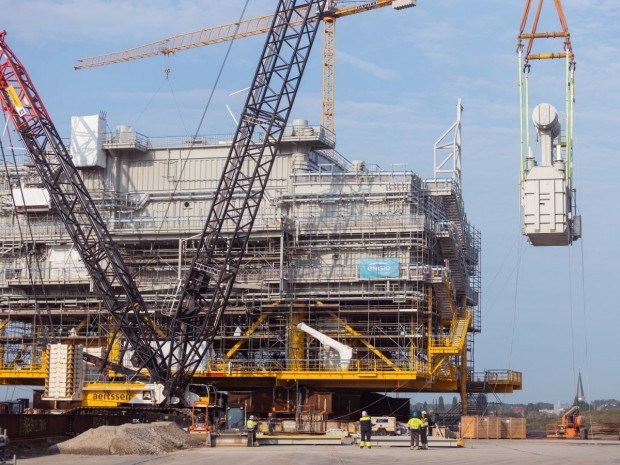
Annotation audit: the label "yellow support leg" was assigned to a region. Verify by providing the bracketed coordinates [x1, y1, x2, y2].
[288, 304, 306, 371]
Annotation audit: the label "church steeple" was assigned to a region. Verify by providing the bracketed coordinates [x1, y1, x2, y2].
[576, 372, 585, 403]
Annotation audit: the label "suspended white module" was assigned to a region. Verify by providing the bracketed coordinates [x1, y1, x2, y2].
[517, 0, 580, 247]
[521, 103, 580, 246]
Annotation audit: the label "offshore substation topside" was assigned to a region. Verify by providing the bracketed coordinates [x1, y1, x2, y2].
[0, 111, 520, 419]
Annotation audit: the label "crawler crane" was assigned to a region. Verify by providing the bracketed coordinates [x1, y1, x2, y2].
[0, 0, 327, 418]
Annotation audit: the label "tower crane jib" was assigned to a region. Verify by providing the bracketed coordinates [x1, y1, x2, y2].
[74, 1, 416, 134]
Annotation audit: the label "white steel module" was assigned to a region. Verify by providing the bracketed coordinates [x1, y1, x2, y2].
[521, 103, 580, 246]
[70, 114, 107, 168]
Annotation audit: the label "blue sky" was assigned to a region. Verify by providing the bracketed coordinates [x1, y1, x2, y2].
[2, 1, 619, 405]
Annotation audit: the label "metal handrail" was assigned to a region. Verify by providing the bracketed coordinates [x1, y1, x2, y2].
[199, 357, 429, 375]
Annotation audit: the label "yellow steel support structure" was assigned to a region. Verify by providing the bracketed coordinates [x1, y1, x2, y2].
[328, 311, 399, 371]
[0, 348, 47, 384]
[288, 304, 306, 371]
[73, 317, 88, 335]
[224, 311, 273, 361]
[427, 308, 471, 390]
[106, 318, 122, 371]
[460, 296, 468, 414]
[146, 316, 166, 338]
[428, 309, 471, 357]
[196, 360, 465, 392]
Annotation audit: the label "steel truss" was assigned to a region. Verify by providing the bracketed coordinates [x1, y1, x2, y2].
[166, 0, 326, 398]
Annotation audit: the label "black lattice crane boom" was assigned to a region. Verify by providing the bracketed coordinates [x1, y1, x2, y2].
[163, 0, 326, 398]
[0, 30, 170, 386]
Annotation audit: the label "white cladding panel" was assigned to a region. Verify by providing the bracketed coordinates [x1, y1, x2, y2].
[71, 115, 107, 168]
[521, 165, 570, 246]
[123, 146, 292, 193]
[12, 187, 50, 210]
[120, 148, 292, 226]
[47, 245, 88, 280]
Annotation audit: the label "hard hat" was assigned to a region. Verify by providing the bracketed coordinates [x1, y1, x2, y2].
[249, 415, 255, 420]
[412, 411, 419, 418]
[422, 410, 427, 415]
[362, 411, 368, 416]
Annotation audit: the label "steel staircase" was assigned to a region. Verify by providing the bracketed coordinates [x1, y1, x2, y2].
[429, 309, 471, 356]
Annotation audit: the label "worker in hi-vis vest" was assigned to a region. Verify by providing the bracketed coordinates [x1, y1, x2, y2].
[420, 410, 429, 449]
[359, 411, 372, 448]
[246, 415, 260, 447]
[407, 411, 423, 450]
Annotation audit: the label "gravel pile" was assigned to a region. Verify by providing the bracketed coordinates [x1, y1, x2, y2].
[56, 421, 203, 455]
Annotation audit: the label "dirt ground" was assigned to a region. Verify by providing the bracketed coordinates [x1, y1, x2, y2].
[8, 439, 620, 465]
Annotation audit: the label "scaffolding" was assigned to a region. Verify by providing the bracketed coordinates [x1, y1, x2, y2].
[0, 114, 520, 405]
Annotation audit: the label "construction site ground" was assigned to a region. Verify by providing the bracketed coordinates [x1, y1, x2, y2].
[11, 439, 620, 465]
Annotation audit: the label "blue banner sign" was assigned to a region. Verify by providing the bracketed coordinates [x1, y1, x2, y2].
[359, 258, 399, 280]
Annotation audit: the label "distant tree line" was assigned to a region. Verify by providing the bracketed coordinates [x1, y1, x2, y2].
[410, 397, 620, 416]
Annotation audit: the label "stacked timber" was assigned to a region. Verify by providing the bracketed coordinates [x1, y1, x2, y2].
[502, 418, 527, 439]
[589, 422, 620, 440]
[460, 416, 525, 439]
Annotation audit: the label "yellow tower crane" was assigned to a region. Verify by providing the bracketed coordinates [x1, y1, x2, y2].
[73, 0, 417, 133]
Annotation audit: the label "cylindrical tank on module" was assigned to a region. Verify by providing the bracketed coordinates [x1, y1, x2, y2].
[532, 103, 561, 167]
[532, 103, 561, 139]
